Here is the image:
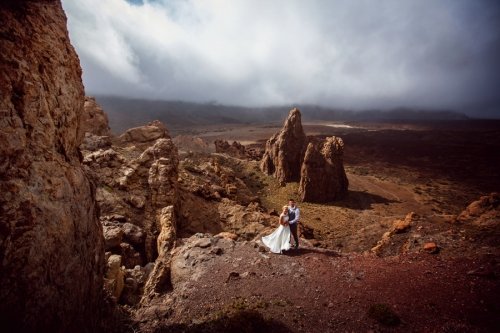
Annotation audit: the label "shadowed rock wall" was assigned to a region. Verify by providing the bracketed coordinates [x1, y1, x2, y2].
[299, 137, 349, 202]
[0, 1, 105, 332]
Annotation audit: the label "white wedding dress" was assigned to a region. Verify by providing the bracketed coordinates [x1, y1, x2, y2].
[262, 214, 291, 253]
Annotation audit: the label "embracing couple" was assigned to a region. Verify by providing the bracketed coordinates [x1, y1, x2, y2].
[262, 199, 300, 254]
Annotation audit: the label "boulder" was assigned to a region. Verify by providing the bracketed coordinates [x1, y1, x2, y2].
[299, 137, 349, 202]
[260, 108, 308, 184]
[122, 222, 145, 245]
[423, 242, 439, 254]
[119, 120, 168, 143]
[0, 2, 105, 332]
[103, 225, 124, 250]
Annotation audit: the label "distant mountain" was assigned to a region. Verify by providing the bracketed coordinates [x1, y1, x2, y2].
[94, 96, 469, 134]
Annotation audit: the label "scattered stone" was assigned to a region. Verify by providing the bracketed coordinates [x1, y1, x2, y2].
[423, 242, 439, 254]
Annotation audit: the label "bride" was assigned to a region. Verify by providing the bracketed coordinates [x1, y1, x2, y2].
[262, 205, 291, 253]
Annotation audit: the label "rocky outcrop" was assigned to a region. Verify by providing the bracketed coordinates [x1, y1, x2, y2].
[173, 135, 213, 153]
[455, 193, 499, 227]
[0, 1, 104, 332]
[260, 108, 308, 183]
[119, 120, 168, 143]
[82, 122, 179, 304]
[299, 137, 349, 202]
[215, 139, 263, 161]
[81, 96, 111, 136]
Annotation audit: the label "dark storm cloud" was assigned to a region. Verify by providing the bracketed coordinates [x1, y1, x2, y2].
[62, 0, 500, 115]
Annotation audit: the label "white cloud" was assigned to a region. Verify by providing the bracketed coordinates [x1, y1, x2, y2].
[62, 0, 500, 111]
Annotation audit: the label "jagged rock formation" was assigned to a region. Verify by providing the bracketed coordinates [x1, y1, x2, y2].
[215, 139, 263, 160]
[82, 96, 111, 136]
[80, 97, 112, 151]
[260, 108, 308, 183]
[82, 121, 179, 303]
[259, 108, 349, 202]
[173, 135, 213, 153]
[0, 1, 104, 332]
[299, 137, 349, 202]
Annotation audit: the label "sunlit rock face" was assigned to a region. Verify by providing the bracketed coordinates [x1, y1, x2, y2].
[0, 1, 105, 332]
[260, 108, 308, 184]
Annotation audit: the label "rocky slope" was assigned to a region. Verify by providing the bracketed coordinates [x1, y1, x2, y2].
[0, 1, 104, 332]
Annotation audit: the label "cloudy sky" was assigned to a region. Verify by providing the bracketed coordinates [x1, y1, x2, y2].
[62, 0, 500, 115]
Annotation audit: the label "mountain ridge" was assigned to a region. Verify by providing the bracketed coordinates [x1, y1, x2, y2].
[94, 95, 469, 134]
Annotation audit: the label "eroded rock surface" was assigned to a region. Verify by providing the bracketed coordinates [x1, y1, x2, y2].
[260, 108, 308, 184]
[456, 192, 500, 227]
[81, 96, 111, 136]
[299, 136, 349, 202]
[0, 1, 104, 331]
[119, 120, 169, 143]
[82, 120, 180, 304]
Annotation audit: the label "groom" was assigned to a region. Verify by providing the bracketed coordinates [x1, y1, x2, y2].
[287, 199, 300, 249]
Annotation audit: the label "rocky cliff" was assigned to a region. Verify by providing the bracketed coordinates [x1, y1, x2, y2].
[260, 108, 308, 184]
[299, 137, 349, 202]
[0, 1, 104, 332]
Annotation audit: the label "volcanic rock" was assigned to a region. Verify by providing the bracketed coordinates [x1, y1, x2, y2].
[173, 135, 213, 153]
[215, 140, 247, 159]
[104, 225, 125, 250]
[455, 192, 500, 227]
[81, 96, 111, 136]
[105, 254, 125, 299]
[0, 1, 104, 331]
[260, 108, 308, 184]
[299, 136, 349, 202]
[423, 242, 439, 254]
[119, 120, 169, 143]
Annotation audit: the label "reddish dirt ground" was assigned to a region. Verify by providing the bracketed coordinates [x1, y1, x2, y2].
[136, 242, 499, 333]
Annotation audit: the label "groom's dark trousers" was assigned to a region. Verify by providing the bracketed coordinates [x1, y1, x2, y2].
[289, 222, 299, 247]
